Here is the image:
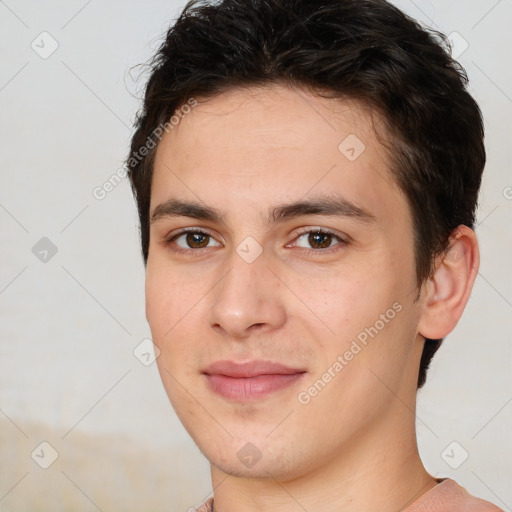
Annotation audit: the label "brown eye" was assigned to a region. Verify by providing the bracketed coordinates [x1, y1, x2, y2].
[308, 231, 333, 249]
[185, 232, 210, 248]
[290, 229, 348, 254]
[167, 230, 221, 251]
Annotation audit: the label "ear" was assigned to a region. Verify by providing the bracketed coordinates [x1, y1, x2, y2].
[418, 225, 480, 339]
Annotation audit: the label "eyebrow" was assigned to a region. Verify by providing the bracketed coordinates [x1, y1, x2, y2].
[150, 194, 376, 226]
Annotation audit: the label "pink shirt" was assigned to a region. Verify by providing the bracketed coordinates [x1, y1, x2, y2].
[195, 478, 503, 511]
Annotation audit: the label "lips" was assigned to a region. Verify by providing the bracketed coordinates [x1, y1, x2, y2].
[203, 360, 306, 401]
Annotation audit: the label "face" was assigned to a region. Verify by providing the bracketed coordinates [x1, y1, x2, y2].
[146, 83, 425, 480]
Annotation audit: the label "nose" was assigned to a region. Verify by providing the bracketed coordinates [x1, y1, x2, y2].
[206, 248, 287, 340]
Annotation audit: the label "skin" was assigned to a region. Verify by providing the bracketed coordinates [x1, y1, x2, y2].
[145, 82, 479, 512]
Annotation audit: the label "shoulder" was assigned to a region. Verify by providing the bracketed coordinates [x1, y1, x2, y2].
[405, 478, 504, 512]
[194, 481, 503, 512]
[194, 497, 214, 512]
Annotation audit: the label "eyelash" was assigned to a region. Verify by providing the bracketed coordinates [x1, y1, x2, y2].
[162, 227, 348, 256]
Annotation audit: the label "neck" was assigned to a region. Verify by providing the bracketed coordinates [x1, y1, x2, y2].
[209, 397, 437, 512]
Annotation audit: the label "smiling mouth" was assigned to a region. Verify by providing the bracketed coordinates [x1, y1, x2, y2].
[203, 360, 307, 401]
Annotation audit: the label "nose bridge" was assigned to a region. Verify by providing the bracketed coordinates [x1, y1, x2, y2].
[207, 244, 286, 337]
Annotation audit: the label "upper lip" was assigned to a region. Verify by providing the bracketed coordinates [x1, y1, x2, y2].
[204, 360, 306, 378]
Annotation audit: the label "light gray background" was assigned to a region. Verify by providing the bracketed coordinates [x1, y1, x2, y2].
[0, 1, 511, 511]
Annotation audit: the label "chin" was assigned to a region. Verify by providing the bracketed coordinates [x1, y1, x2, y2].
[199, 435, 313, 481]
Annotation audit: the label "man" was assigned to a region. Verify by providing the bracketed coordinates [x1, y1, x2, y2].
[127, 0, 502, 510]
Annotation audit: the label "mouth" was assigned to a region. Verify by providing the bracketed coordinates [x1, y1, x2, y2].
[203, 360, 307, 401]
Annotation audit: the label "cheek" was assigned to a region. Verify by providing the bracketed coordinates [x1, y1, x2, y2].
[146, 277, 192, 404]
[145, 260, 209, 369]
[145, 257, 194, 331]
[304, 266, 395, 338]
[145, 264, 190, 359]
[301, 256, 414, 384]
[144, 265, 168, 334]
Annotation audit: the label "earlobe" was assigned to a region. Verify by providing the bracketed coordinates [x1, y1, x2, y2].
[418, 226, 480, 339]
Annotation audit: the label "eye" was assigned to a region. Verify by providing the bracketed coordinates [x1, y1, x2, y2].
[162, 227, 347, 256]
[164, 229, 221, 251]
[290, 229, 347, 253]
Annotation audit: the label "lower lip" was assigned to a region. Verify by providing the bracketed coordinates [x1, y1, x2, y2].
[205, 373, 305, 401]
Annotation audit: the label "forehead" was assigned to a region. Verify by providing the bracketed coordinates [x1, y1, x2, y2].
[151, 82, 403, 225]
[158, 83, 383, 156]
